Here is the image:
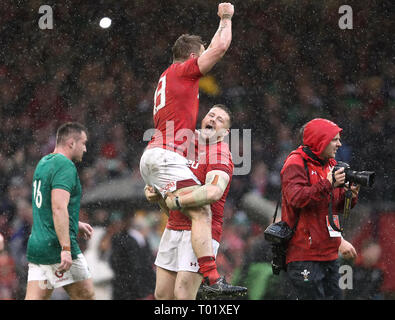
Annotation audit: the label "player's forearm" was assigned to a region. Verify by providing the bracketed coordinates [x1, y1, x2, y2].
[208, 16, 232, 54]
[53, 207, 71, 249]
[178, 184, 223, 208]
[197, 9, 233, 75]
[179, 170, 229, 207]
[166, 170, 230, 210]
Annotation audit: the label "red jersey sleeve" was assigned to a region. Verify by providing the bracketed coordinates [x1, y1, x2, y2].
[205, 142, 233, 177]
[175, 57, 202, 80]
[207, 162, 233, 177]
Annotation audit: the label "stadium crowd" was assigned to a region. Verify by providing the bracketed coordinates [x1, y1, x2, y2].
[0, 0, 393, 299]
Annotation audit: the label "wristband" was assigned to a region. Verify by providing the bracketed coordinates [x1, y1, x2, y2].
[61, 245, 71, 252]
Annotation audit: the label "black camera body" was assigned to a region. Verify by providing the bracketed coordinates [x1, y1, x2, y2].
[333, 161, 375, 187]
[264, 221, 294, 275]
[264, 221, 293, 244]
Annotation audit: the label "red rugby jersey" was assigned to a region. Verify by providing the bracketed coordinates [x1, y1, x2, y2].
[166, 139, 234, 242]
[148, 57, 202, 157]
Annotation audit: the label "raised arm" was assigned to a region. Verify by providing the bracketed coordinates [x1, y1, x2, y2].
[197, 2, 234, 75]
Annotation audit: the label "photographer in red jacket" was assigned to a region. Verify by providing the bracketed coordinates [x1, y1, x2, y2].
[281, 118, 359, 300]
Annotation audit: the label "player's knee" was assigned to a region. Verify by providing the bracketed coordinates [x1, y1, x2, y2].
[25, 281, 53, 300]
[174, 290, 194, 300]
[72, 288, 95, 300]
[174, 286, 195, 300]
[67, 281, 95, 300]
[83, 289, 95, 300]
[155, 288, 174, 300]
[154, 290, 163, 300]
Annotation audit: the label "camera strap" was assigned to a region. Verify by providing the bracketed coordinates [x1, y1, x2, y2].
[273, 157, 310, 230]
[343, 189, 353, 219]
[327, 184, 353, 233]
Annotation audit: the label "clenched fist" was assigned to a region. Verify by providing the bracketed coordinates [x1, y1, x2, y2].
[218, 2, 234, 20]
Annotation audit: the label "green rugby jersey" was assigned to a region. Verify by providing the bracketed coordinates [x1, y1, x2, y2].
[27, 153, 82, 264]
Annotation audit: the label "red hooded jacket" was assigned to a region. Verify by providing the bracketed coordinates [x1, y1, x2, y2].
[281, 118, 355, 263]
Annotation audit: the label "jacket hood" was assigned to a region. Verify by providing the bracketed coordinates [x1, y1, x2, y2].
[303, 118, 342, 158]
[284, 145, 337, 168]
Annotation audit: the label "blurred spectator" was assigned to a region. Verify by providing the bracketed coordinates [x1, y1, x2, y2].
[0, 233, 3, 251]
[8, 199, 32, 299]
[235, 234, 295, 300]
[83, 209, 114, 300]
[250, 162, 269, 197]
[343, 240, 384, 300]
[0, 250, 18, 300]
[110, 211, 155, 300]
[0, 233, 18, 299]
[350, 212, 395, 299]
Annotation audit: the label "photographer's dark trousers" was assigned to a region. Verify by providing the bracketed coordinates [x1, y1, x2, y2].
[287, 260, 343, 300]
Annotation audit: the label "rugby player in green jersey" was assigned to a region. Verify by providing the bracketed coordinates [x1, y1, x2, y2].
[25, 122, 95, 300]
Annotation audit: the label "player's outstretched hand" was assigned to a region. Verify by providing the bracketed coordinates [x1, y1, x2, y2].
[218, 2, 234, 19]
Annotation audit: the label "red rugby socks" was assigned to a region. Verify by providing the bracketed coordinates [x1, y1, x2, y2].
[198, 256, 220, 285]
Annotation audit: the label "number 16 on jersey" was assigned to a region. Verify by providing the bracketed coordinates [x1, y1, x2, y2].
[33, 179, 43, 208]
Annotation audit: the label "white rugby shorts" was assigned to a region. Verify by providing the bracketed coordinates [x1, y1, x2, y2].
[155, 228, 220, 273]
[27, 254, 91, 289]
[139, 147, 201, 194]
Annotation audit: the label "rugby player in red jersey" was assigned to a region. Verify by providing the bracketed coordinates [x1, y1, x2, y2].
[140, 3, 236, 292]
[145, 105, 247, 299]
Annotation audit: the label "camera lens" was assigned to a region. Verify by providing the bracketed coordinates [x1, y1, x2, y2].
[346, 170, 375, 187]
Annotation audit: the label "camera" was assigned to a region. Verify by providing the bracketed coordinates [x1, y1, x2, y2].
[264, 221, 293, 244]
[264, 221, 294, 274]
[333, 161, 375, 187]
